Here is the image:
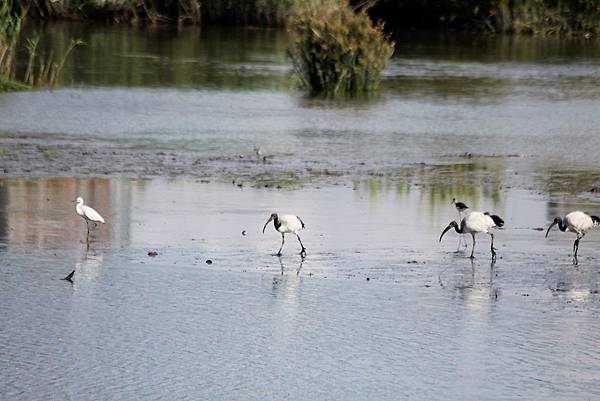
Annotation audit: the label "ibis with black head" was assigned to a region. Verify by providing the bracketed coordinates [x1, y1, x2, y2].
[262, 213, 306, 256]
[440, 211, 504, 261]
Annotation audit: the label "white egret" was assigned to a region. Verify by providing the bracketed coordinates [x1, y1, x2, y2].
[75, 196, 105, 245]
[440, 211, 504, 261]
[262, 213, 306, 256]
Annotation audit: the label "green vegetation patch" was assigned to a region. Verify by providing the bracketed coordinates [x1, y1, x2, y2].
[288, 0, 395, 97]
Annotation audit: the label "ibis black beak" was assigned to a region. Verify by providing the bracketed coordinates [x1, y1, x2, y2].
[262, 216, 273, 234]
[545, 221, 557, 238]
[439, 223, 454, 242]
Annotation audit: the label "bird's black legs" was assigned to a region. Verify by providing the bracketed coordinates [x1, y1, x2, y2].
[489, 232, 497, 262]
[470, 233, 476, 259]
[296, 234, 307, 256]
[573, 233, 584, 264]
[277, 233, 285, 256]
[85, 221, 90, 247]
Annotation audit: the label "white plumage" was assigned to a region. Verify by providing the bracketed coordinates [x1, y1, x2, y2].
[440, 211, 504, 260]
[262, 213, 306, 256]
[75, 196, 105, 244]
[546, 210, 600, 262]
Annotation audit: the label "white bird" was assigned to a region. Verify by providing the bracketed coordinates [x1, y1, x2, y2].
[75, 196, 105, 245]
[546, 211, 600, 262]
[440, 211, 504, 260]
[262, 213, 306, 256]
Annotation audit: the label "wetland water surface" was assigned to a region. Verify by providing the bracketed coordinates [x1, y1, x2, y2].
[1, 178, 600, 400]
[1, 23, 600, 400]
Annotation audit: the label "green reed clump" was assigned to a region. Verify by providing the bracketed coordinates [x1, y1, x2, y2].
[0, 1, 22, 80]
[289, 0, 394, 97]
[1, 2, 84, 91]
[23, 36, 85, 87]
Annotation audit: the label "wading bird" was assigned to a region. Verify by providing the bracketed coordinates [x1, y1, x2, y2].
[451, 198, 469, 248]
[452, 198, 469, 216]
[262, 213, 306, 256]
[75, 197, 105, 245]
[546, 211, 600, 262]
[440, 211, 504, 260]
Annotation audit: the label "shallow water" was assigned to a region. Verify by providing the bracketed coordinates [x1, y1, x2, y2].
[1, 23, 600, 400]
[1, 178, 600, 400]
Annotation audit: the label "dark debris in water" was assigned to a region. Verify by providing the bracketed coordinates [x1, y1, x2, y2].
[148, 250, 158, 257]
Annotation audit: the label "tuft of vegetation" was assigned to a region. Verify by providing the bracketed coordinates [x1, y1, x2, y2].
[0, 1, 22, 81]
[288, 0, 394, 97]
[1, 2, 84, 91]
[23, 36, 85, 87]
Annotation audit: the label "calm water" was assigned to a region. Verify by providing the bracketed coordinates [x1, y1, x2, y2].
[1, 23, 600, 400]
[1, 24, 600, 189]
[1, 178, 600, 400]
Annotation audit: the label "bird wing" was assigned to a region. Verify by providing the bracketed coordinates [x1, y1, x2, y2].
[565, 211, 592, 232]
[464, 211, 495, 232]
[279, 214, 304, 232]
[82, 205, 105, 223]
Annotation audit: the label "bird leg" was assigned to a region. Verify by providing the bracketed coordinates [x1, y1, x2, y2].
[86, 221, 90, 245]
[489, 232, 496, 262]
[277, 233, 285, 256]
[470, 233, 476, 259]
[295, 234, 306, 256]
[573, 233, 584, 259]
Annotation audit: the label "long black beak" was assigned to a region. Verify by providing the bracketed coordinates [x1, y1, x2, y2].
[262, 217, 273, 234]
[439, 224, 454, 242]
[545, 221, 557, 238]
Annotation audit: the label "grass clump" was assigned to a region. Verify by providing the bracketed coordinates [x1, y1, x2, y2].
[0, 1, 22, 81]
[1, 2, 84, 91]
[288, 0, 394, 97]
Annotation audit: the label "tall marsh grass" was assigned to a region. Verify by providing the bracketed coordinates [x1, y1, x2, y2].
[0, 1, 22, 80]
[1, 2, 83, 91]
[288, 0, 394, 97]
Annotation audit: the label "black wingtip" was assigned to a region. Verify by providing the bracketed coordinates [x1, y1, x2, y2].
[490, 215, 504, 227]
[62, 270, 75, 283]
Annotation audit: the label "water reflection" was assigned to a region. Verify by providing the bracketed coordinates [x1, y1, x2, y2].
[11, 22, 600, 102]
[0, 175, 598, 279]
[277, 255, 305, 276]
[17, 23, 290, 90]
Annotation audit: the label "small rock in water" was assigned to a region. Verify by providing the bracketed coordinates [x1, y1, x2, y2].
[206, 259, 213, 265]
[366, 277, 370, 281]
[148, 250, 158, 257]
[242, 230, 247, 236]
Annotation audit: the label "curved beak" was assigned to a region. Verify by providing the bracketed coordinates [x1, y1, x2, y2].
[439, 223, 454, 243]
[262, 216, 274, 234]
[545, 221, 557, 238]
